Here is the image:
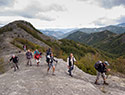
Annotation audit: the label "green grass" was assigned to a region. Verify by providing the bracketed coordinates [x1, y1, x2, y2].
[17, 23, 48, 45]
[11, 38, 46, 52]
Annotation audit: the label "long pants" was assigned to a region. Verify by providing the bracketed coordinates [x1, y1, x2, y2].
[96, 71, 106, 80]
[68, 66, 74, 75]
[12, 62, 19, 71]
[27, 59, 32, 66]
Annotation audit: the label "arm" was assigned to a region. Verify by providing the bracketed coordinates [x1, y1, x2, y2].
[10, 57, 12, 62]
[53, 57, 57, 62]
[67, 58, 69, 68]
[31, 53, 33, 58]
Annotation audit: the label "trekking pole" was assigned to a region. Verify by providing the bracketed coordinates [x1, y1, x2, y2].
[73, 62, 78, 74]
[55, 61, 58, 67]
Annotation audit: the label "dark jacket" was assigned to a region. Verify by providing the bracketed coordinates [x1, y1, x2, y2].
[97, 63, 107, 73]
[10, 56, 19, 63]
[26, 52, 32, 59]
[46, 49, 51, 58]
[50, 56, 57, 63]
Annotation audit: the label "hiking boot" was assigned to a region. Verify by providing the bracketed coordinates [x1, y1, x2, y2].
[103, 81, 109, 85]
[94, 81, 100, 85]
[52, 73, 56, 76]
[69, 74, 73, 77]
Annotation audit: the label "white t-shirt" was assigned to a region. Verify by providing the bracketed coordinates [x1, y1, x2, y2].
[67, 56, 76, 66]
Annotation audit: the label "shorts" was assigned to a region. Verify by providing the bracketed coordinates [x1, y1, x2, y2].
[49, 62, 55, 69]
[96, 71, 106, 80]
[36, 59, 40, 63]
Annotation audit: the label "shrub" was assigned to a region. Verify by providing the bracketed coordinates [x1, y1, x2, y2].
[11, 38, 45, 52]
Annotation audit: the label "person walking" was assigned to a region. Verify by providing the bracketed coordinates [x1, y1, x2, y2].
[47, 53, 58, 75]
[26, 49, 33, 66]
[94, 61, 110, 85]
[67, 53, 76, 77]
[34, 49, 41, 66]
[46, 48, 52, 66]
[23, 45, 27, 52]
[10, 54, 19, 71]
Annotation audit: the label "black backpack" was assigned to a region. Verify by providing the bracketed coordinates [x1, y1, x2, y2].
[94, 62, 100, 70]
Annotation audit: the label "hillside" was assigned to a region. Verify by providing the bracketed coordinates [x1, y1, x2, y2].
[0, 20, 107, 74]
[0, 20, 124, 78]
[0, 52, 125, 95]
[0, 20, 58, 55]
[66, 30, 125, 56]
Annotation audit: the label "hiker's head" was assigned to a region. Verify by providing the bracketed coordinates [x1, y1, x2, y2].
[104, 61, 109, 66]
[12, 54, 15, 58]
[70, 53, 73, 57]
[28, 49, 30, 52]
[49, 48, 51, 51]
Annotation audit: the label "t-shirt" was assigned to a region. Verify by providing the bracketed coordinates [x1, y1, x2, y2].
[67, 56, 76, 66]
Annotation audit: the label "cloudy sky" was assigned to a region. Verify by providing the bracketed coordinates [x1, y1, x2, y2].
[0, 0, 125, 29]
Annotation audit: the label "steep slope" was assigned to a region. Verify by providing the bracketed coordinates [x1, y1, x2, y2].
[66, 30, 117, 45]
[95, 33, 125, 56]
[66, 30, 125, 56]
[0, 52, 125, 95]
[0, 20, 59, 73]
[0, 20, 58, 55]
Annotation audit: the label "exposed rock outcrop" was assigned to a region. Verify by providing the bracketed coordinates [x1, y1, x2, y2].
[0, 52, 124, 95]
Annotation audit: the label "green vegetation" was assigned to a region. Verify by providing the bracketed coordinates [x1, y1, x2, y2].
[59, 39, 112, 75]
[0, 26, 13, 34]
[11, 38, 45, 52]
[17, 23, 46, 42]
[66, 31, 125, 57]
[0, 58, 5, 74]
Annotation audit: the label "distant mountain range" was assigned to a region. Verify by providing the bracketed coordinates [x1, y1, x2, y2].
[66, 30, 125, 56]
[39, 23, 125, 39]
[39, 28, 77, 39]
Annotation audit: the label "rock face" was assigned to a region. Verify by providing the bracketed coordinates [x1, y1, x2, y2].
[0, 52, 124, 95]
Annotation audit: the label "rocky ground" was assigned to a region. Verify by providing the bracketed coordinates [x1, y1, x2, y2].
[0, 52, 125, 95]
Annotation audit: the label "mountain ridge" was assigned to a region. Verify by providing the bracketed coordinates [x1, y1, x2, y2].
[66, 30, 125, 56]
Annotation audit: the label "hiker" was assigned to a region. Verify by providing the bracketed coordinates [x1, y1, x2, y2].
[34, 49, 41, 66]
[34, 49, 40, 55]
[23, 45, 27, 52]
[26, 49, 33, 66]
[9, 54, 19, 71]
[94, 61, 110, 85]
[47, 53, 58, 75]
[46, 48, 52, 66]
[67, 53, 76, 77]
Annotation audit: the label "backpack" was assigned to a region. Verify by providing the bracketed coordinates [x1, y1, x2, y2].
[35, 54, 40, 59]
[94, 61, 101, 70]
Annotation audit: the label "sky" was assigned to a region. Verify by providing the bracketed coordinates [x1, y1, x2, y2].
[0, 0, 125, 29]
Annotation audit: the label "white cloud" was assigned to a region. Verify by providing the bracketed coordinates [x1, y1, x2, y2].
[0, 0, 125, 28]
[78, 0, 125, 9]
